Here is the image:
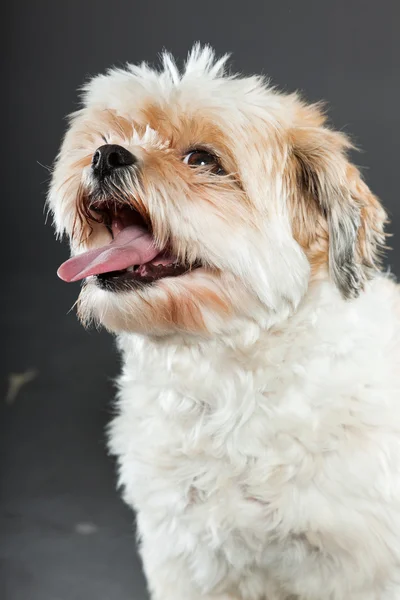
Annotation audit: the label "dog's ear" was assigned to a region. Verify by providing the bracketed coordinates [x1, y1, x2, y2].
[290, 115, 387, 298]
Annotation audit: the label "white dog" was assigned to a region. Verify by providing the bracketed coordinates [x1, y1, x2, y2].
[49, 46, 400, 600]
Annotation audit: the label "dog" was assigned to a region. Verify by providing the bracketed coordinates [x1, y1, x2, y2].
[48, 45, 400, 600]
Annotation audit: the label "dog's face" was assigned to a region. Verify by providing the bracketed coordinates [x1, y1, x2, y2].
[49, 46, 386, 336]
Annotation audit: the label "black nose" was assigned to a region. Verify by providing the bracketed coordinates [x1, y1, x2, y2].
[92, 144, 136, 178]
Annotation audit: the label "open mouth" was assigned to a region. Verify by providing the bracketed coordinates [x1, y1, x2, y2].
[57, 201, 200, 291]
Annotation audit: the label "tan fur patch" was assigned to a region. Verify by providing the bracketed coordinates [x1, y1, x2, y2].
[286, 152, 329, 279]
[139, 277, 232, 334]
[93, 108, 139, 141]
[346, 164, 388, 269]
[141, 102, 238, 169]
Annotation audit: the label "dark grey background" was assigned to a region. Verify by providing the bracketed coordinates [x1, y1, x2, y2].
[2, 1, 399, 599]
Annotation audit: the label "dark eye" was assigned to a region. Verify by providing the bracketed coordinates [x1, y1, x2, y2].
[183, 150, 225, 174]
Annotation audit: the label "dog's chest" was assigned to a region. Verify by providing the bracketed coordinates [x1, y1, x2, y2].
[108, 341, 313, 573]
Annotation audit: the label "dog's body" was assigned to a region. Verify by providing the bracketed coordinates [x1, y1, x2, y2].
[111, 276, 400, 600]
[49, 47, 400, 599]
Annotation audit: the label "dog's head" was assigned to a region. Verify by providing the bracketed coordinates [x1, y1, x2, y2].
[48, 45, 387, 336]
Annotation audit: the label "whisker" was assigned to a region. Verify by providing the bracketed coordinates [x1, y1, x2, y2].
[37, 160, 53, 173]
[67, 295, 81, 315]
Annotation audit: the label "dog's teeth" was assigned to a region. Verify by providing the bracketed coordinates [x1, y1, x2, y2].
[126, 266, 134, 272]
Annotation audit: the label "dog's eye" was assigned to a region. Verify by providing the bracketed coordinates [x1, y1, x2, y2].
[183, 150, 225, 174]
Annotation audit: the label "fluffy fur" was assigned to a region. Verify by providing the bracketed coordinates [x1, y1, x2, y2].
[49, 46, 400, 599]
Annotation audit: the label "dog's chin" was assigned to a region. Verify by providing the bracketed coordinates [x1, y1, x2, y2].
[77, 268, 242, 336]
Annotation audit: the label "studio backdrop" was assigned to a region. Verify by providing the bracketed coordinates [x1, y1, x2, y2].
[2, 2, 399, 600]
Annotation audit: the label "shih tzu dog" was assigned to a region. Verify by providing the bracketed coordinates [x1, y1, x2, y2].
[49, 46, 400, 600]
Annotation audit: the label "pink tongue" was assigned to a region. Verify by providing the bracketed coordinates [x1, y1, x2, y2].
[57, 225, 160, 282]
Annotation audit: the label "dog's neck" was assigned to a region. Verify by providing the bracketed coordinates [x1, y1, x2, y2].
[116, 278, 350, 377]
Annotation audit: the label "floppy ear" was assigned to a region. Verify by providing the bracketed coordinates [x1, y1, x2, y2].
[291, 119, 387, 298]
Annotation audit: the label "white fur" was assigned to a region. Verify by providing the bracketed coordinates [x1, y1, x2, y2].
[49, 46, 400, 599]
[109, 276, 400, 600]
